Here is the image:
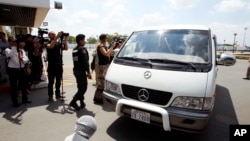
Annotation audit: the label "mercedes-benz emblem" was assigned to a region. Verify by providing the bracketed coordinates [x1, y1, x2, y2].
[144, 71, 152, 79]
[137, 89, 149, 102]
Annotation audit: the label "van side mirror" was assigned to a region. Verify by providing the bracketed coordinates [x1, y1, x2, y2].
[216, 53, 236, 66]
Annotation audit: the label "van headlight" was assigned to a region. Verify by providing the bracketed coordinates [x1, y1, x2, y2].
[105, 80, 121, 94]
[171, 97, 214, 110]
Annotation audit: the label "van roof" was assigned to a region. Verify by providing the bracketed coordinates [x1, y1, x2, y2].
[135, 24, 210, 32]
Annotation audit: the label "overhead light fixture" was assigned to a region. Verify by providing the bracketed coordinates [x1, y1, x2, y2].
[2, 8, 11, 12]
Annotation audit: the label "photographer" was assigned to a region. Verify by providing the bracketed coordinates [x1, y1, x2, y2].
[109, 37, 124, 64]
[46, 31, 69, 102]
[93, 34, 115, 104]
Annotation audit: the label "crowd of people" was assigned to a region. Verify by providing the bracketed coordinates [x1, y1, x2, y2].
[0, 30, 124, 110]
[1, 31, 98, 140]
[0, 32, 45, 107]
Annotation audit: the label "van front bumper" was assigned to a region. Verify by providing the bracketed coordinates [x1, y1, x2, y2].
[103, 91, 212, 133]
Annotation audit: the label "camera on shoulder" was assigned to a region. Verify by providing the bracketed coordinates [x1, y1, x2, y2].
[38, 28, 48, 34]
[38, 28, 49, 47]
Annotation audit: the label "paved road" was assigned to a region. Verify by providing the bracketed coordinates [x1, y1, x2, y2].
[0, 59, 249, 141]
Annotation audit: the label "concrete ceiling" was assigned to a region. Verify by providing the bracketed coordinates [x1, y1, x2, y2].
[0, 0, 50, 27]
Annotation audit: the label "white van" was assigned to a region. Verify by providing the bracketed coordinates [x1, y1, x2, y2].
[103, 25, 234, 133]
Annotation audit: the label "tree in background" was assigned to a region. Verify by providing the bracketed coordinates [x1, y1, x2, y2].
[68, 36, 76, 43]
[87, 37, 97, 44]
[107, 33, 128, 43]
[67, 33, 127, 44]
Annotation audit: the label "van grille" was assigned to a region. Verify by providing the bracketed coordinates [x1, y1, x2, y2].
[121, 84, 172, 105]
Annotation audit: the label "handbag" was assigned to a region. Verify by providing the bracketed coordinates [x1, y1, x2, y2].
[24, 63, 31, 75]
[40, 70, 48, 81]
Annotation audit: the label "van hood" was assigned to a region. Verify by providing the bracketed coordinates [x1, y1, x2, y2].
[106, 64, 208, 97]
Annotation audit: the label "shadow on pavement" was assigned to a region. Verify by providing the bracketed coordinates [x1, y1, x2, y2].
[0, 87, 96, 124]
[106, 84, 238, 141]
[2, 108, 28, 125]
[45, 100, 96, 118]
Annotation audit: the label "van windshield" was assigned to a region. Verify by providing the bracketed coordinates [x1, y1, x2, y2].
[117, 29, 211, 64]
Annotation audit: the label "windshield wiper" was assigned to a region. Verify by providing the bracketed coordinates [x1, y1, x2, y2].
[118, 57, 153, 67]
[118, 56, 140, 61]
[148, 59, 197, 70]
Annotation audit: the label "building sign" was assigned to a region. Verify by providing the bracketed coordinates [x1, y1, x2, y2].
[43, 22, 48, 26]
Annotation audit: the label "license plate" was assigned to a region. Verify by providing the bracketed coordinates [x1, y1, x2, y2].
[131, 109, 150, 124]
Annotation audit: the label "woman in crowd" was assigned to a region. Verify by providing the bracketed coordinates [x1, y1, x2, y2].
[5, 38, 31, 107]
[93, 34, 115, 104]
[29, 37, 43, 84]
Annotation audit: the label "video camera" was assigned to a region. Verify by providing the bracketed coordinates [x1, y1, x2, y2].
[111, 37, 124, 49]
[38, 28, 48, 35]
[60, 31, 69, 38]
[38, 28, 49, 48]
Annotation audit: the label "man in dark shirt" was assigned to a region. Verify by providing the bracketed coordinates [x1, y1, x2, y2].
[46, 31, 68, 102]
[70, 34, 92, 110]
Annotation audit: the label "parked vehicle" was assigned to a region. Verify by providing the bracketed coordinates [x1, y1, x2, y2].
[103, 25, 235, 133]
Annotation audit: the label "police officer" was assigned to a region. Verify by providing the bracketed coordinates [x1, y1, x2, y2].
[70, 34, 92, 110]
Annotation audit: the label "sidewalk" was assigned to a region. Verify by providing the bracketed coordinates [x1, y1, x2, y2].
[0, 80, 115, 141]
[0, 61, 115, 141]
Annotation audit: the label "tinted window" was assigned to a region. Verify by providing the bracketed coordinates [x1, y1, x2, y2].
[118, 29, 211, 63]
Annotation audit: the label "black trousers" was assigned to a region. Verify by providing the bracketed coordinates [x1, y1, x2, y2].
[72, 70, 87, 101]
[47, 64, 63, 97]
[8, 68, 28, 105]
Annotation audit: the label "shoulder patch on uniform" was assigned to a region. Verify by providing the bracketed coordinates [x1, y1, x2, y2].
[82, 49, 86, 53]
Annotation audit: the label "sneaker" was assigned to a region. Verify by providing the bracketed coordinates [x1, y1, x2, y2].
[80, 101, 86, 109]
[93, 100, 103, 105]
[69, 102, 80, 111]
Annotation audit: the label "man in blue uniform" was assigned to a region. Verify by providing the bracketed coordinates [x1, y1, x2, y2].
[70, 34, 92, 110]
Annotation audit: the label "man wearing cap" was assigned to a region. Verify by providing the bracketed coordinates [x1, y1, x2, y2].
[64, 115, 97, 141]
[46, 31, 68, 102]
